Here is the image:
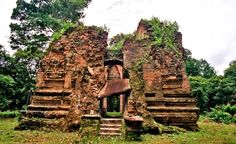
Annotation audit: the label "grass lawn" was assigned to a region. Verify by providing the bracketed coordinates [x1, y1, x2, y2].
[0, 117, 235, 144]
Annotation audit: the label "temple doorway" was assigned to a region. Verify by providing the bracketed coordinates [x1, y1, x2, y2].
[100, 93, 125, 118]
[107, 94, 120, 112]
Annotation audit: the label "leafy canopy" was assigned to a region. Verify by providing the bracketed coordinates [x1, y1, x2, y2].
[0, 0, 91, 111]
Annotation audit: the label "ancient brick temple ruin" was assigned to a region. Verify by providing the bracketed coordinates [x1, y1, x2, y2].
[18, 19, 199, 137]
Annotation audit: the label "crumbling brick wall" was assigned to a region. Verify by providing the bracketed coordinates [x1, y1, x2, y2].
[123, 20, 199, 130]
[19, 25, 108, 130]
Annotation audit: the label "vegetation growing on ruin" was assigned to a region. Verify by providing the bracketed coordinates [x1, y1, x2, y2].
[106, 33, 133, 60]
[108, 33, 133, 51]
[51, 22, 77, 42]
[144, 17, 179, 50]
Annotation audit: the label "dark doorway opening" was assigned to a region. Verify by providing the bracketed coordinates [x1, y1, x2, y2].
[107, 94, 120, 112]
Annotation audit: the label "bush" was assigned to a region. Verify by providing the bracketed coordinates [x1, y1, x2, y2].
[0, 111, 20, 118]
[207, 104, 236, 124]
[146, 17, 179, 49]
[220, 104, 236, 115]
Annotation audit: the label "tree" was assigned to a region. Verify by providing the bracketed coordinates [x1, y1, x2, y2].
[10, 0, 91, 71]
[186, 49, 235, 113]
[185, 49, 216, 78]
[0, 0, 92, 111]
[10, 0, 91, 77]
[10, 0, 91, 50]
[189, 76, 209, 113]
[224, 61, 236, 104]
[224, 61, 236, 83]
[0, 45, 33, 111]
[207, 76, 234, 108]
[3, 0, 91, 110]
[190, 75, 235, 113]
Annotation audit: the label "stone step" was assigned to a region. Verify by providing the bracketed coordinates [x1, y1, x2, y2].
[32, 100, 62, 106]
[22, 110, 68, 119]
[99, 132, 122, 136]
[152, 113, 198, 123]
[154, 116, 198, 123]
[162, 85, 182, 89]
[32, 95, 71, 100]
[163, 91, 192, 97]
[35, 89, 72, 95]
[100, 118, 122, 136]
[101, 118, 122, 124]
[150, 111, 198, 115]
[28, 105, 70, 110]
[152, 112, 198, 117]
[31, 96, 71, 106]
[100, 124, 122, 128]
[147, 106, 199, 112]
[146, 98, 196, 107]
[100, 127, 121, 133]
[145, 97, 196, 102]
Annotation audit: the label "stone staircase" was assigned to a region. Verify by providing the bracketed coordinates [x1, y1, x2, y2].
[145, 91, 199, 129]
[100, 118, 123, 136]
[21, 89, 72, 119]
[144, 75, 199, 129]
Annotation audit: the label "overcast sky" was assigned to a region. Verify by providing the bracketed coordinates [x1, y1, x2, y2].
[1, 0, 236, 75]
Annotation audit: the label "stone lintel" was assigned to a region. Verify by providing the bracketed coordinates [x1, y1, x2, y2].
[98, 79, 130, 99]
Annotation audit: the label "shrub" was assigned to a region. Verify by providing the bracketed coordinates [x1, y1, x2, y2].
[51, 21, 76, 42]
[220, 104, 236, 115]
[146, 17, 179, 50]
[207, 104, 236, 124]
[0, 111, 20, 118]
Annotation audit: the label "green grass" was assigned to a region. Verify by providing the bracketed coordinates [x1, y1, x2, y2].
[0, 117, 235, 144]
[104, 112, 123, 118]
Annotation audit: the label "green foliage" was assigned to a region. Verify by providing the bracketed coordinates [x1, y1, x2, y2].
[108, 40, 125, 51]
[104, 112, 122, 118]
[10, 0, 91, 61]
[108, 33, 133, 50]
[4, 0, 90, 111]
[146, 17, 179, 49]
[189, 76, 209, 113]
[0, 111, 20, 118]
[106, 33, 133, 61]
[0, 75, 16, 111]
[185, 49, 235, 114]
[0, 46, 33, 111]
[185, 49, 216, 78]
[224, 61, 236, 85]
[1, 118, 236, 144]
[190, 75, 235, 113]
[126, 131, 143, 141]
[207, 104, 236, 124]
[207, 76, 235, 108]
[219, 104, 236, 115]
[51, 21, 76, 42]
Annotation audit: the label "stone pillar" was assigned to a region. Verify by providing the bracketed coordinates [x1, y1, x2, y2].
[64, 70, 72, 89]
[120, 94, 125, 113]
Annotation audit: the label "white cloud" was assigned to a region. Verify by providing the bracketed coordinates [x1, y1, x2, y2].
[0, 0, 235, 74]
[83, 0, 236, 74]
[0, 0, 17, 51]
